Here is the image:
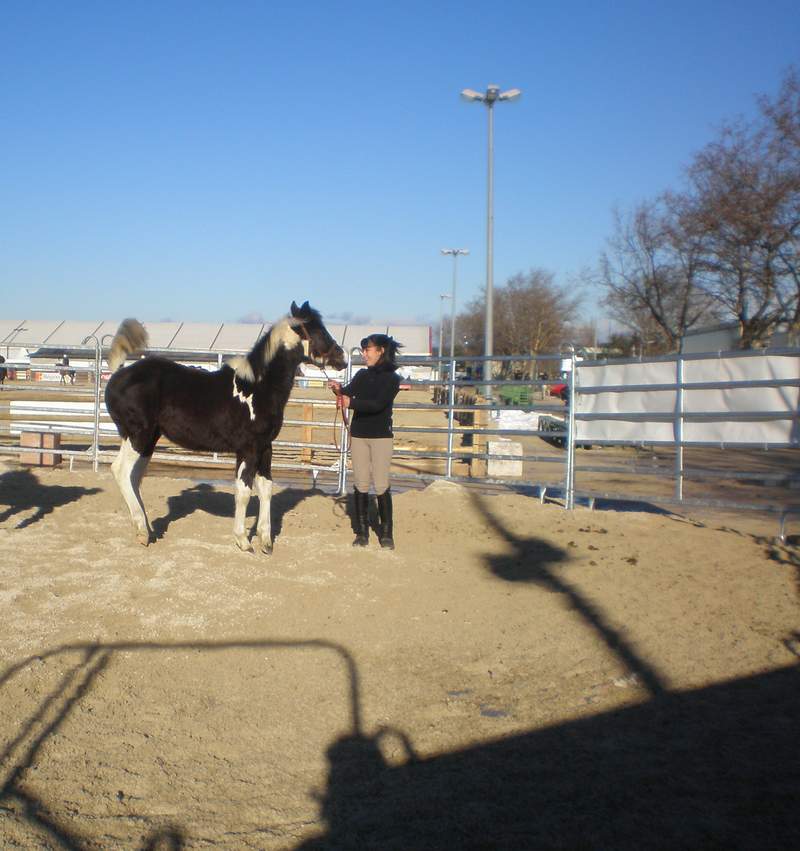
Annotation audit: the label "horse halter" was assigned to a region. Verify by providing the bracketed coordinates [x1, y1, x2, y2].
[294, 321, 350, 447]
[296, 322, 336, 371]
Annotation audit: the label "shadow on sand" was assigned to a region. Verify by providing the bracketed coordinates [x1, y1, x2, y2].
[470, 490, 669, 697]
[149, 482, 321, 543]
[1, 637, 797, 849]
[2, 497, 798, 849]
[0, 638, 362, 850]
[302, 664, 799, 850]
[0, 468, 101, 530]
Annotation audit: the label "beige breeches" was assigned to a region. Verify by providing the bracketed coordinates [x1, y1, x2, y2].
[350, 437, 393, 493]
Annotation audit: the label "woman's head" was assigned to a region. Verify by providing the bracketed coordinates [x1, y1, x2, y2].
[360, 334, 402, 369]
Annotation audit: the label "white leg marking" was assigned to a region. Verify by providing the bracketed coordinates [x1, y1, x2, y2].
[254, 474, 274, 554]
[111, 438, 151, 544]
[234, 461, 253, 551]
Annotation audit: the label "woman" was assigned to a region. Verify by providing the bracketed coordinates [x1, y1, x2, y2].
[329, 334, 402, 549]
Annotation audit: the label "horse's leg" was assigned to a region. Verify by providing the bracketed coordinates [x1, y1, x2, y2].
[252, 445, 274, 555]
[111, 437, 153, 545]
[253, 475, 274, 555]
[233, 459, 254, 552]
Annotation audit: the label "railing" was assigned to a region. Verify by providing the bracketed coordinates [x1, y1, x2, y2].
[0, 345, 575, 494]
[2, 344, 799, 530]
[565, 348, 800, 536]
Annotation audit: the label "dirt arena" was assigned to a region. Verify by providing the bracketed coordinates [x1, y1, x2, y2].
[0, 461, 798, 849]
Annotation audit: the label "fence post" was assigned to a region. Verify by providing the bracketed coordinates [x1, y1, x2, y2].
[674, 353, 684, 501]
[302, 403, 314, 463]
[565, 348, 577, 510]
[446, 358, 456, 478]
[214, 353, 222, 463]
[337, 350, 356, 495]
[471, 391, 488, 478]
[81, 333, 102, 472]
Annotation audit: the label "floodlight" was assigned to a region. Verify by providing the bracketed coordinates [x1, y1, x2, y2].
[459, 82, 521, 396]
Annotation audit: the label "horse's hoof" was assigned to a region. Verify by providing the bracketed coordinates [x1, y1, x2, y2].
[257, 537, 273, 555]
[137, 532, 150, 547]
[235, 536, 253, 553]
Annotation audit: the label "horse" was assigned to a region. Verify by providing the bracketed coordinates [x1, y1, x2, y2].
[104, 300, 346, 553]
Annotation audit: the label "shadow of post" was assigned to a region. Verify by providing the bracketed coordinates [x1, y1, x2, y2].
[469, 491, 669, 696]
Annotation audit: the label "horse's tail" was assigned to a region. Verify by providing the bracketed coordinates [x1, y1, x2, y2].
[108, 319, 149, 372]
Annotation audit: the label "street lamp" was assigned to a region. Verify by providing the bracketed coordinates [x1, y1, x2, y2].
[461, 84, 521, 396]
[438, 293, 452, 380]
[440, 248, 469, 367]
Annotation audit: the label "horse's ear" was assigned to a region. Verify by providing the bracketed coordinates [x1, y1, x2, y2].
[300, 300, 310, 313]
[290, 301, 300, 317]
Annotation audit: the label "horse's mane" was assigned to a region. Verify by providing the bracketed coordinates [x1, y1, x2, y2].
[227, 313, 313, 383]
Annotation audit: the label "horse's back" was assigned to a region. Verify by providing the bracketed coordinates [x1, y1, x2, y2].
[105, 358, 225, 440]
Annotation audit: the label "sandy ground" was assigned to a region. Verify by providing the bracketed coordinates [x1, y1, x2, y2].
[0, 461, 798, 850]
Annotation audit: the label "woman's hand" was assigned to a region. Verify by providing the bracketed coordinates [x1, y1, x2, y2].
[328, 380, 342, 395]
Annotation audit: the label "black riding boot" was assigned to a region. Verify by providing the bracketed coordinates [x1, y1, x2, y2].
[352, 488, 369, 547]
[376, 488, 394, 550]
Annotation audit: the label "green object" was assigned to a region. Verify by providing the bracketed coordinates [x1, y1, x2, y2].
[499, 386, 530, 406]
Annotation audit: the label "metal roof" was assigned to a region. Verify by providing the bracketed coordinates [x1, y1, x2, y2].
[1, 318, 432, 356]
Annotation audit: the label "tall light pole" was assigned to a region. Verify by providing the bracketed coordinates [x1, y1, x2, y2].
[440, 248, 469, 367]
[438, 293, 451, 380]
[461, 83, 521, 396]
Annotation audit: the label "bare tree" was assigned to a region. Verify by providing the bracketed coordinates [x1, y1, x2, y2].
[758, 68, 800, 338]
[599, 68, 800, 350]
[457, 269, 582, 376]
[684, 89, 800, 347]
[599, 200, 718, 352]
[596, 68, 800, 350]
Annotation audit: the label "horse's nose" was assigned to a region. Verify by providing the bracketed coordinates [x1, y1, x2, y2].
[332, 346, 347, 369]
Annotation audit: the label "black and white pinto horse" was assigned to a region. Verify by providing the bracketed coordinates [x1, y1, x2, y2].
[104, 301, 346, 553]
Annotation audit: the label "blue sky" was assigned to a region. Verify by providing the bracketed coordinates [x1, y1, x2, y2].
[2, 0, 798, 336]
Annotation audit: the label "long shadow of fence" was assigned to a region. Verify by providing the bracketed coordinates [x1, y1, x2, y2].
[299, 495, 800, 851]
[1, 639, 798, 849]
[0, 639, 362, 850]
[2, 484, 798, 849]
[301, 493, 798, 848]
[302, 664, 799, 850]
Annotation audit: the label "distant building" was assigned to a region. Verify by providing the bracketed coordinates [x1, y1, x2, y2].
[680, 323, 741, 354]
[1, 318, 433, 382]
[680, 322, 799, 354]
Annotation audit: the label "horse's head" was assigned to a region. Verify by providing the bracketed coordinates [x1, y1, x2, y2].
[290, 301, 347, 371]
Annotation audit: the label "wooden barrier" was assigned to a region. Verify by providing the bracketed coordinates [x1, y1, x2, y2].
[470, 395, 488, 478]
[20, 431, 62, 466]
[301, 403, 314, 463]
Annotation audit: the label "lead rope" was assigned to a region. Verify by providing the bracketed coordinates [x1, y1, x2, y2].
[299, 329, 350, 453]
[329, 379, 351, 454]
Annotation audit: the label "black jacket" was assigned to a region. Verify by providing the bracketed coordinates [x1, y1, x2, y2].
[342, 363, 401, 438]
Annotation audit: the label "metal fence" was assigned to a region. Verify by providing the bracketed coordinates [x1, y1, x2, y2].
[0, 343, 574, 492]
[2, 343, 799, 533]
